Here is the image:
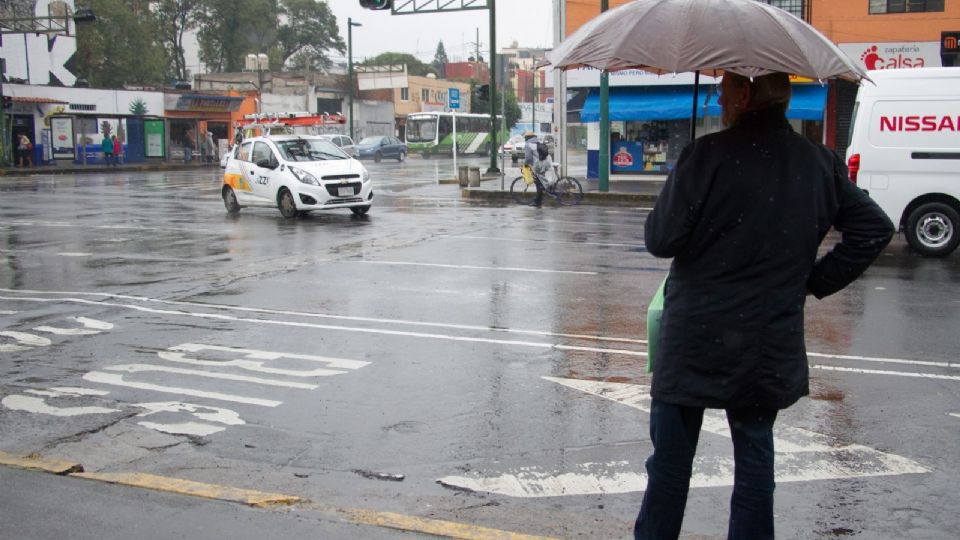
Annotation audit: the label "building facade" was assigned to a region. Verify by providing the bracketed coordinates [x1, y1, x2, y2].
[357, 65, 471, 139]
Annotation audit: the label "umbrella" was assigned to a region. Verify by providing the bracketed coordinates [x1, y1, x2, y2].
[545, 0, 867, 83]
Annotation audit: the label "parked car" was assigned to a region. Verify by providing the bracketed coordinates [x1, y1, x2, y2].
[221, 134, 372, 218]
[317, 134, 357, 158]
[357, 136, 407, 162]
[501, 135, 524, 161]
[511, 134, 555, 164]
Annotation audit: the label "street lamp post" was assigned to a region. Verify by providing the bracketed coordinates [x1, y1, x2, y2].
[347, 18, 362, 141]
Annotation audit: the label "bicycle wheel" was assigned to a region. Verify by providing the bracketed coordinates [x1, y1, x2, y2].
[554, 176, 584, 205]
[510, 176, 538, 205]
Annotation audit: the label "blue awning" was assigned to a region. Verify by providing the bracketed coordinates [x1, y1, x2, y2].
[581, 84, 827, 122]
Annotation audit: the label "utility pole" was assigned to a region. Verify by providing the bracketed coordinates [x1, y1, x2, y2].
[599, 0, 610, 192]
[347, 18, 362, 140]
[487, 0, 498, 174]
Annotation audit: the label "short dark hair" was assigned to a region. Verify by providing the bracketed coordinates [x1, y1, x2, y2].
[725, 72, 792, 114]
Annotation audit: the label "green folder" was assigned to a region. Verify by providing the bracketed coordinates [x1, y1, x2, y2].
[646, 277, 666, 374]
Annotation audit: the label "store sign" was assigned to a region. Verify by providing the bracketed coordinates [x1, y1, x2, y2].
[839, 42, 942, 71]
[611, 142, 644, 173]
[50, 117, 75, 160]
[0, 0, 78, 85]
[566, 68, 718, 88]
[165, 94, 243, 112]
[942, 32, 960, 67]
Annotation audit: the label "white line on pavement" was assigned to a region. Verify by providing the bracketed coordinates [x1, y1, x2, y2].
[949, 413, 960, 419]
[344, 260, 598, 275]
[446, 235, 646, 249]
[83, 371, 282, 407]
[812, 365, 960, 381]
[808, 351, 959, 370]
[103, 364, 320, 389]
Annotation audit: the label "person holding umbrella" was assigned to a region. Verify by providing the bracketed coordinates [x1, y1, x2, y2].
[638, 71, 894, 539]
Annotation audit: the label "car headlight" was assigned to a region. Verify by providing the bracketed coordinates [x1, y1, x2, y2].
[288, 166, 319, 186]
[361, 167, 370, 183]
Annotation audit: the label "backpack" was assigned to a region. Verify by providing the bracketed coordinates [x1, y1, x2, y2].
[536, 140, 549, 161]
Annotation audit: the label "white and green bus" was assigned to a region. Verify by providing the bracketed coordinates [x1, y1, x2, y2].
[405, 112, 500, 158]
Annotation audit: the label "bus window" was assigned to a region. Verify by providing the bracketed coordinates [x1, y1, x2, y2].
[406, 116, 438, 143]
[438, 116, 453, 140]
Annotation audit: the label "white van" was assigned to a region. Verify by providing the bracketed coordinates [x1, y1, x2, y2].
[845, 67, 960, 257]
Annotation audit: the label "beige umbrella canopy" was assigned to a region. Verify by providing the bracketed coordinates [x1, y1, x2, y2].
[546, 0, 868, 83]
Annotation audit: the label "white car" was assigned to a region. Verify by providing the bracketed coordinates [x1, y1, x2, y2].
[221, 135, 373, 218]
[316, 134, 358, 158]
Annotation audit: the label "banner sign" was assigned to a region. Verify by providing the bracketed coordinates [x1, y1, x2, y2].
[50, 117, 75, 160]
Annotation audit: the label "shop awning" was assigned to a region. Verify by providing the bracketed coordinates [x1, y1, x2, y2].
[581, 86, 711, 122]
[581, 84, 828, 122]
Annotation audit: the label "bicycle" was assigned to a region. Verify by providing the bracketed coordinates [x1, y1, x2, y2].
[510, 162, 584, 206]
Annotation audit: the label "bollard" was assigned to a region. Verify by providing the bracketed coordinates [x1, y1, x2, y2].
[458, 166, 470, 187]
[468, 167, 481, 187]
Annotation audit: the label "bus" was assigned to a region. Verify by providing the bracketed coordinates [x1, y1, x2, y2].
[405, 112, 500, 158]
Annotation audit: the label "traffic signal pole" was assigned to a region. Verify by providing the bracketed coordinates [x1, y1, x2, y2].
[487, 0, 498, 174]
[599, 0, 609, 192]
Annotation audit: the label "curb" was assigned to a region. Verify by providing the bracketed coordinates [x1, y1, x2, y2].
[460, 188, 659, 207]
[1, 451, 558, 539]
[0, 164, 218, 177]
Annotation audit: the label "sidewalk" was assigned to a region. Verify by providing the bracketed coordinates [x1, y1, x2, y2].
[460, 173, 666, 206]
[0, 161, 218, 177]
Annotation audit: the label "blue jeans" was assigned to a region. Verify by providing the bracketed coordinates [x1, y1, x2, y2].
[634, 399, 777, 540]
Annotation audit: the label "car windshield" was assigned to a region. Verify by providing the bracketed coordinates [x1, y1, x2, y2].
[358, 137, 384, 146]
[276, 138, 347, 162]
[406, 117, 438, 143]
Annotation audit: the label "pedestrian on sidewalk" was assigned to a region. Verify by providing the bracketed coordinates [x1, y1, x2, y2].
[112, 135, 122, 166]
[183, 129, 195, 163]
[636, 72, 894, 540]
[205, 131, 216, 164]
[16, 133, 33, 167]
[101, 134, 114, 166]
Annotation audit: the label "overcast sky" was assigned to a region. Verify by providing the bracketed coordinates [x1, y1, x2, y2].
[333, 1, 555, 63]
[184, 1, 555, 74]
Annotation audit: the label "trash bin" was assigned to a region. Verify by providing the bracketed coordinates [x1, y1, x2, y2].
[458, 166, 470, 187]
[468, 167, 481, 187]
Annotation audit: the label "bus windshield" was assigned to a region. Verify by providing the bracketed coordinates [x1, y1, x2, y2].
[406, 116, 438, 143]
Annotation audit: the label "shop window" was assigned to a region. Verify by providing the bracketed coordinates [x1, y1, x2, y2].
[422, 88, 430, 102]
[400, 87, 409, 101]
[869, 0, 943, 13]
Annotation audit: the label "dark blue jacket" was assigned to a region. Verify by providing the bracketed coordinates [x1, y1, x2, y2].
[645, 107, 894, 410]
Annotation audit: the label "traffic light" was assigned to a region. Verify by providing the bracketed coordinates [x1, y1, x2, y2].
[477, 84, 489, 101]
[2, 96, 12, 110]
[359, 0, 391, 9]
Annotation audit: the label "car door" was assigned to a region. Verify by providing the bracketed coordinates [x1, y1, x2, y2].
[225, 142, 256, 204]
[249, 141, 281, 203]
[386, 137, 400, 158]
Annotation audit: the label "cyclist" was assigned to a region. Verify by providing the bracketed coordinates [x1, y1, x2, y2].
[522, 131, 548, 207]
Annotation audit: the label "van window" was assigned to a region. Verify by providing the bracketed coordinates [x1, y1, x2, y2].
[252, 142, 274, 164]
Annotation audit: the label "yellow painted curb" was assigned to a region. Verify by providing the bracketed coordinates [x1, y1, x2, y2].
[71, 472, 301, 508]
[344, 508, 560, 540]
[0, 451, 83, 475]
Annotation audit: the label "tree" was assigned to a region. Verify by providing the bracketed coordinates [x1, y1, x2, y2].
[152, 0, 202, 81]
[361, 52, 435, 77]
[72, 0, 167, 87]
[432, 41, 449, 79]
[277, 0, 344, 70]
[196, 0, 278, 73]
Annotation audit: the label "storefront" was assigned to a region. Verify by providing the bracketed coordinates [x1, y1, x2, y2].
[163, 93, 245, 163]
[570, 70, 829, 177]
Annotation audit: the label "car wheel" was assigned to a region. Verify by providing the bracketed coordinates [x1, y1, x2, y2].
[374, 151, 382, 163]
[278, 189, 299, 219]
[351, 205, 370, 216]
[222, 186, 241, 215]
[905, 202, 959, 257]
[511, 156, 518, 164]
[397, 151, 406, 162]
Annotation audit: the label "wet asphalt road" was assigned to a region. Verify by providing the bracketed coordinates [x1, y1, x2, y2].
[1, 156, 959, 539]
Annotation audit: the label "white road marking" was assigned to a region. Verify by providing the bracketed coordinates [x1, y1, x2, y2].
[137, 421, 226, 437]
[135, 401, 244, 436]
[0, 310, 18, 315]
[34, 316, 113, 336]
[56, 252, 93, 257]
[436, 377, 930, 498]
[169, 343, 369, 369]
[438, 446, 930, 498]
[949, 413, 960, 420]
[103, 364, 320, 389]
[1, 394, 120, 416]
[49, 387, 110, 396]
[0, 289, 645, 346]
[448, 235, 645, 249]
[346, 260, 598, 275]
[0, 331, 52, 352]
[83, 371, 282, 407]
[0, 294, 643, 356]
[813, 365, 960, 382]
[808, 351, 959, 370]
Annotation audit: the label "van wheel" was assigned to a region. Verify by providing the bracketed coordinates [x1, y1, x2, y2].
[278, 189, 298, 219]
[222, 186, 241, 214]
[905, 202, 959, 257]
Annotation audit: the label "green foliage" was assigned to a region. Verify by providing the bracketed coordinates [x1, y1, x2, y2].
[277, 0, 345, 70]
[471, 84, 521, 130]
[152, 0, 202, 81]
[196, 0, 279, 73]
[71, 0, 167, 87]
[432, 41, 449, 78]
[129, 99, 149, 116]
[361, 53, 435, 77]
[100, 120, 112, 138]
